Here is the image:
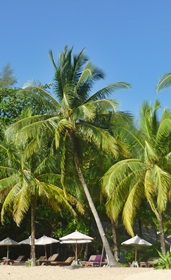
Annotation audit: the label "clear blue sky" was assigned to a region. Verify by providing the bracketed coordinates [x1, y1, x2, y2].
[1, 0, 171, 119]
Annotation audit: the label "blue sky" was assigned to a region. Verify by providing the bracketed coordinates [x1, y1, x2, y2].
[1, 0, 171, 119]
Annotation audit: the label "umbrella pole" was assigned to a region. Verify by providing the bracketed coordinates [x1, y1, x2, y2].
[44, 245, 47, 259]
[75, 241, 78, 263]
[7, 246, 9, 260]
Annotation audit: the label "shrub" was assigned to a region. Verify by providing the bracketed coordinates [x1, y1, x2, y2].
[153, 250, 171, 269]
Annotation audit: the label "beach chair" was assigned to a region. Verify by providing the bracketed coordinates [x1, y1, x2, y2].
[81, 254, 107, 267]
[37, 253, 59, 265]
[139, 261, 147, 267]
[36, 256, 47, 266]
[51, 256, 74, 266]
[13, 255, 25, 265]
[0, 257, 14, 265]
[147, 258, 156, 268]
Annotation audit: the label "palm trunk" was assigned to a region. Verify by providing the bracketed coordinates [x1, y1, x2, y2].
[158, 211, 166, 256]
[30, 194, 36, 266]
[111, 220, 119, 261]
[70, 134, 118, 267]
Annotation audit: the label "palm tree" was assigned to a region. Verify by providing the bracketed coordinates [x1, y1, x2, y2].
[5, 46, 130, 266]
[102, 100, 171, 255]
[0, 136, 83, 266]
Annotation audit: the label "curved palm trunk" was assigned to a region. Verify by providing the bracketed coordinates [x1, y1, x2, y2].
[70, 135, 118, 267]
[30, 194, 36, 266]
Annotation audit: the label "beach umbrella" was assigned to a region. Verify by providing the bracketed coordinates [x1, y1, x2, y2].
[60, 230, 93, 263]
[19, 236, 37, 245]
[121, 234, 152, 262]
[166, 235, 171, 252]
[0, 237, 18, 259]
[19, 236, 38, 260]
[35, 235, 59, 258]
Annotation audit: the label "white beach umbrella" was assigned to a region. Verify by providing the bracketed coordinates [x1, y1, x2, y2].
[166, 235, 171, 252]
[19, 236, 37, 245]
[35, 235, 59, 245]
[60, 230, 93, 262]
[0, 237, 18, 259]
[60, 230, 93, 242]
[35, 235, 59, 258]
[121, 234, 152, 262]
[61, 239, 92, 244]
[19, 236, 39, 260]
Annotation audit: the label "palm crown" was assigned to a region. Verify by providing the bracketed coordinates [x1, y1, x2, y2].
[102, 100, 171, 241]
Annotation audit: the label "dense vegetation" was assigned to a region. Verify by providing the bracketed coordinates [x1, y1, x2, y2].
[1, 48, 171, 266]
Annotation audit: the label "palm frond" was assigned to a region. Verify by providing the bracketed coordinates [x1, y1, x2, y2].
[78, 122, 119, 157]
[122, 181, 144, 236]
[104, 160, 145, 229]
[102, 159, 144, 195]
[13, 186, 30, 224]
[93, 99, 119, 113]
[144, 141, 159, 163]
[0, 174, 18, 191]
[76, 61, 103, 88]
[86, 82, 131, 102]
[114, 126, 144, 153]
[1, 182, 21, 223]
[144, 170, 158, 215]
[23, 138, 39, 161]
[5, 114, 50, 143]
[77, 62, 94, 86]
[156, 115, 171, 143]
[20, 84, 60, 111]
[49, 50, 58, 71]
[38, 182, 84, 216]
[72, 102, 95, 121]
[155, 166, 171, 211]
[73, 48, 88, 82]
[156, 73, 171, 92]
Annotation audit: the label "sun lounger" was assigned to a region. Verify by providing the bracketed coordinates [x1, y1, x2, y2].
[13, 255, 25, 265]
[81, 254, 107, 267]
[14, 255, 25, 262]
[51, 256, 74, 266]
[37, 253, 59, 265]
[1, 257, 14, 265]
[0, 255, 25, 266]
[36, 256, 47, 266]
[139, 261, 147, 267]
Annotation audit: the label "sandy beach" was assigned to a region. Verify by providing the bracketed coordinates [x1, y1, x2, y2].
[0, 266, 170, 280]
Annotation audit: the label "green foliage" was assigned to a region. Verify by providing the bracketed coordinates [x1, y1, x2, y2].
[0, 135, 83, 225]
[0, 87, 53, 127]
[0, 64, 17, 88]
[102, 101, 171, 240]
[153, 250, 171, 269]
[1, 46, 131, 266]
[101, 100, 171, 258]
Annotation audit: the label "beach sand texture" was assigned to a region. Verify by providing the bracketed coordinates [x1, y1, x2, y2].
[0, 266, 170, 280]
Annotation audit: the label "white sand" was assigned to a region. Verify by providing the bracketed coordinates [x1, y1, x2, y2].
[0, 266, 170, 280]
